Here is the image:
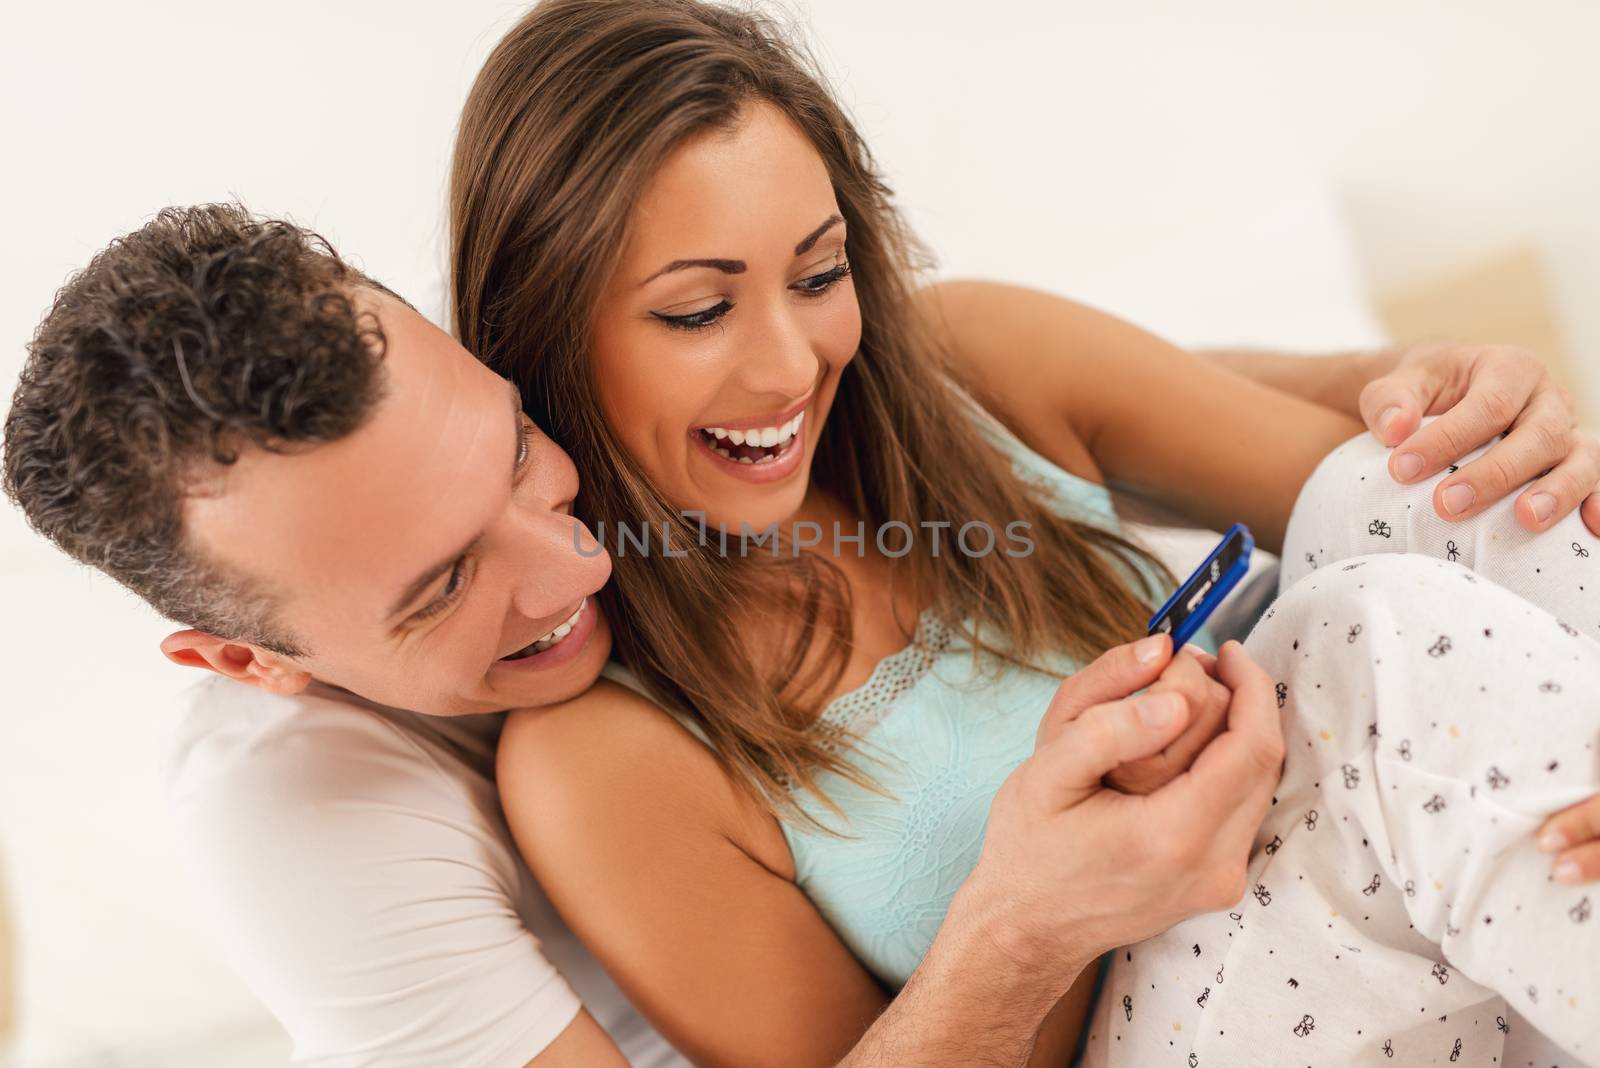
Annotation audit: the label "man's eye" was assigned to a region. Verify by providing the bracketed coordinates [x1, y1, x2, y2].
[651, 299, 734, 331]
[517, 419, 533, 468]
[414, 559, 469, 621]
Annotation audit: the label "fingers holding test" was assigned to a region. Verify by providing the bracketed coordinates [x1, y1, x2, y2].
[1031, 691, 1192, 810]
[1037, 632, 1172, 745]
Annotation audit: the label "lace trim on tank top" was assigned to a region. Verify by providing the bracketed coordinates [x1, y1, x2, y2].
[817, 611, 956, 740]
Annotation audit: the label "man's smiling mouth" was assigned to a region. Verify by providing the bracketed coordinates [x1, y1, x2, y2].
[501, 597, 588, 660]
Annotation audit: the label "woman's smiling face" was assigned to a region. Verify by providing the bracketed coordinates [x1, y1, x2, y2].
[590, 101, 862, 534]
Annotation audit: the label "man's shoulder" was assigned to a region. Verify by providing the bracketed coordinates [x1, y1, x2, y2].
[170, 675, 386, 748]
[162, 680, 689, 1068]
[165, 677, 493, 817]
[162, 676, 521, 925]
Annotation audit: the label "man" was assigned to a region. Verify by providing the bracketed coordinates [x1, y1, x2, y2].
[3, 204, 1232, 1067]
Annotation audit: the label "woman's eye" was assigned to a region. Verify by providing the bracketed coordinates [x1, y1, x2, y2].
[793, 261, 851, 295]
[651, 299, 733, 331]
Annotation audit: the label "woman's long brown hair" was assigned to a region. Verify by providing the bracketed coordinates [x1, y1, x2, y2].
[450, 0, 1173, 821]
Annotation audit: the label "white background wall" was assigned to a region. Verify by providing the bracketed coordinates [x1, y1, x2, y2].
[1, 1, 1596, 1063]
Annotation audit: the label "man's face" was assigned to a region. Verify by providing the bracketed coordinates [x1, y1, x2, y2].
[183, 290, 613, 715]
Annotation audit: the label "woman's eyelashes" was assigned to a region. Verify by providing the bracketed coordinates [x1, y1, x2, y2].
[653, 298, 733, 331]
[793, 260, 851, 294]
[649, 260, 851, 331]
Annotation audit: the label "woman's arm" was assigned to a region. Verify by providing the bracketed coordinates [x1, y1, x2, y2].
[498, 633, 1287, 1068]
[500, 682, 1097, 1067]
[918, 280, 1362, 554]
[498, 681, 888, 1068]
[920, 279, 1600, 540]
[499, 681, 1103, 1068]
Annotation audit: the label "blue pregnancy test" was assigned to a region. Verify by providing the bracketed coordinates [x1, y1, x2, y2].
[1146, 523, 1254, 648]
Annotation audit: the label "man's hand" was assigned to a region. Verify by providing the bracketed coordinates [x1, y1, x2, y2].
[1104, 644, 1230, 796]
[836, 637, 1284, 1068]
[965, 636, 1284, 981]
[1358, 341, 1600, 536]
[1538, 796, 1600, 885]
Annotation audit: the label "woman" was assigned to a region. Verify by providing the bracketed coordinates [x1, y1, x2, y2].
[448, 1, 1600, 1063]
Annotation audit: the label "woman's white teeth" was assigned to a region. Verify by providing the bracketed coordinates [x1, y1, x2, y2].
[701, 411, 804, 458]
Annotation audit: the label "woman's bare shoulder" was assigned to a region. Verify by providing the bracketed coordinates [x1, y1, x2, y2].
[499, 677, 791, 877]
[501, 688, 881, 1064]
[502, 677, 689, 764]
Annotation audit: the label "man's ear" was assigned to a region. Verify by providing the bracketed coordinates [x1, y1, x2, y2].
[159, 630, 312, 696]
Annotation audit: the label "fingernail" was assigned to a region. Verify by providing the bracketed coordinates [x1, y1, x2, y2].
[1553, 860, 1582, 884]
[1538, 827, 1569, 852]
[1394, 452, 1424, 481]
[1442, 483, 1476, 516]
[1530, 492, 1556, 523]
[1136, 693, 1177, 729]
[1376, 405, 1401, 439]
[1135, 634, 1167, 663]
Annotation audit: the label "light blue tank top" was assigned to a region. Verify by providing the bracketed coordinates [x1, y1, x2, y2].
[605, 395, 1212, 989]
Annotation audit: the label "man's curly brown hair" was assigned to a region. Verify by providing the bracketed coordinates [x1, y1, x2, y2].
[3, 203, 394, 656]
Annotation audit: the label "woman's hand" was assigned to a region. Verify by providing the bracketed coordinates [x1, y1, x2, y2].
[1538, 797, 1600, 885]
[1358, 341, 1600, 536]
[1104, 644, 1230, 796]
[966, 636, 1283, 974]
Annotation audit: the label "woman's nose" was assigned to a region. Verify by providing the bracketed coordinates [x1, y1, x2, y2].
[731, 303, 818, 400]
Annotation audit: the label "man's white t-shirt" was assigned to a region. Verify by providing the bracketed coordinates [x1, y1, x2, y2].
[165, 677, 685, 1068]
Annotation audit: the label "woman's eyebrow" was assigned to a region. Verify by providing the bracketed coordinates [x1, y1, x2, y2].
[638, 214, 845, 287]
[642, 258, 746, 285]
[794, 213, 844, 256]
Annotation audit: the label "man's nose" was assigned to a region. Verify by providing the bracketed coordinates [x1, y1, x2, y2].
[504, 508, 611, 622]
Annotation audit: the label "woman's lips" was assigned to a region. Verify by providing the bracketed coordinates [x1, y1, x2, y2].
[690, 410, 807, 485]
[690, 393, 812, 437]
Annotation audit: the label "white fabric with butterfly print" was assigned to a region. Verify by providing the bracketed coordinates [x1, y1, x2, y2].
[1079, 425, 1600, 1068]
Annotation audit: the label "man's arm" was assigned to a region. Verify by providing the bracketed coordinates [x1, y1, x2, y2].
[1196, 346, 1400, 419]
[1199, 341, 1600, 538]
[836, 888, 1089, 1068]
